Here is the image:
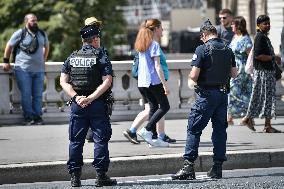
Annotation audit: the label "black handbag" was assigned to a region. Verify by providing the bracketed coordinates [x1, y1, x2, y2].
[266, 38, 283, 81]
[275, 62, 282, 81]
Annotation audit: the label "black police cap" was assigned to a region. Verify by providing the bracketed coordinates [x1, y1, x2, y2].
[200, 19, 215, 33]
[80, 25, 101, 39]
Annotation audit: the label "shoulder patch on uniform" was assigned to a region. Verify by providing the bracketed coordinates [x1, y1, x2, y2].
[192, 54, 198, 61]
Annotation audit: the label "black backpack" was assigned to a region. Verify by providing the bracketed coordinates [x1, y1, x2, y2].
[11, 28, 45, 62]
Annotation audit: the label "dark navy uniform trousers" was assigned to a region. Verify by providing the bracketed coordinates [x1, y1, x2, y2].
[67, 99, 112, 174]
[184, 87, 228, 162]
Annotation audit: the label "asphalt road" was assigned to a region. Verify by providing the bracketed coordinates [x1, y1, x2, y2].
[1, 167, 284, 189]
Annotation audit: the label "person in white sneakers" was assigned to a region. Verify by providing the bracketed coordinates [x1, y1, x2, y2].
[123, 45, 176, 147]
[133, 18, 170, 147]
[123, 92, 176, 147]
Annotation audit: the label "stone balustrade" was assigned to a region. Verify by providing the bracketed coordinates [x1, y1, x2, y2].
[1, 61, 284, 125]
[0, 60, 196, 125]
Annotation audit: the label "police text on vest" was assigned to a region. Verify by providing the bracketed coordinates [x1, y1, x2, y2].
[70, 57, 97, 67]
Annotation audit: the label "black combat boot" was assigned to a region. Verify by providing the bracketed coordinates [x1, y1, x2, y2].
[95, 173, 117, 187]
[70, 169, 81, 187]
[171, 160, 196, 180]
[207, 161, 223, 179]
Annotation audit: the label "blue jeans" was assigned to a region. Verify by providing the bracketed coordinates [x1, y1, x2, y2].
[14, 69, 44, 119]
[184, 88, 228, 162]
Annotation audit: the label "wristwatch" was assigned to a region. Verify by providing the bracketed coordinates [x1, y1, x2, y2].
[3, 57, 10, 64]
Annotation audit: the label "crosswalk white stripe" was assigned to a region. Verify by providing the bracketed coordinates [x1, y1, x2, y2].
[118, 174, 214, 184]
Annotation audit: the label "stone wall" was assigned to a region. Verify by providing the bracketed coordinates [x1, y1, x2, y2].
[1, 60, 284, 125]
[0, 60, 194, 125]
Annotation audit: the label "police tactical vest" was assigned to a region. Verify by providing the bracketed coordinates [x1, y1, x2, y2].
[197, 41, 232, 86]
[69, 48, 102, 95]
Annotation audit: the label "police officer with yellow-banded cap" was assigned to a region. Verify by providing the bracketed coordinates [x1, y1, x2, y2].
[60, 24, 117, 187]
[84, 16, 107, 143]
[172, 20, 238, 180]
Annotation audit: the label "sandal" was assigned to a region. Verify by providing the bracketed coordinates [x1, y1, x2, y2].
[241, 117, 256, 131]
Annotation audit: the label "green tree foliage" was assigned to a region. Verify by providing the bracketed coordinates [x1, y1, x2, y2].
[0, 0, 127, 61]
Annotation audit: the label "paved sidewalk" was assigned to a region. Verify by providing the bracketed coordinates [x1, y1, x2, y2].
[0, 118, 284, 184]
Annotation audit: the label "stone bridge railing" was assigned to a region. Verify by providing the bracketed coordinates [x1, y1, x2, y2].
[1, 60, 284, 125]
[0, 60, 197, 125]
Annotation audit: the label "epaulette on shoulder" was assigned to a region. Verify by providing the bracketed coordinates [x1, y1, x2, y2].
[96, 46, 108, 54]
[91, 48, 100, 55]
[204, 41, 213, 52]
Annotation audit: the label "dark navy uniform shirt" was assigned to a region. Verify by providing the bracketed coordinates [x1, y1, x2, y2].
[61, 44, 113, 76]
[191, 38, 236, 69]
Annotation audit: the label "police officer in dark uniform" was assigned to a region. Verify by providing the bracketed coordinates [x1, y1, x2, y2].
[172, 20, 238, 180]
[83, 16, 105, 143]
[60, 24, 116, 187]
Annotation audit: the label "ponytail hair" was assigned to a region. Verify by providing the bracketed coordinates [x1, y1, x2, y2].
[134, 19, 161, 52]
